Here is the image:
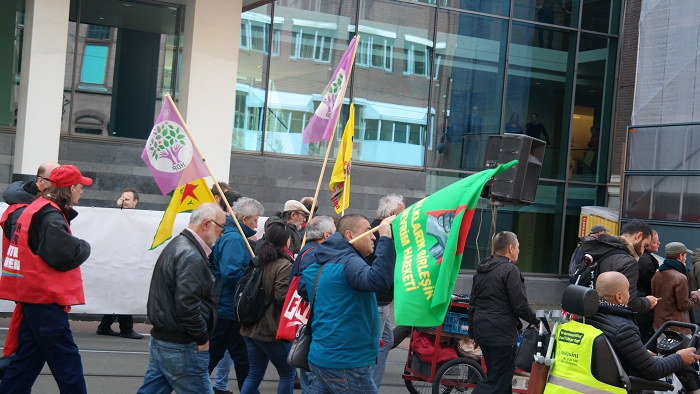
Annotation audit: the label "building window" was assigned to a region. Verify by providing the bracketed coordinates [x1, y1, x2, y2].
[80, 44, 108, 85]
[291, 28, 332, 62]
[266, 109, 309, 132]
[87, 24, 111, 40]
[356, 35, 393, 71]
[404, 44, 431, 77]
[240, 20, 280, 55]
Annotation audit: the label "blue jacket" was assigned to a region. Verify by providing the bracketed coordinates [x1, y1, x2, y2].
[210, 216, 256, 320]
[293, 241, 321, 292]
[302, 232, 396, 369]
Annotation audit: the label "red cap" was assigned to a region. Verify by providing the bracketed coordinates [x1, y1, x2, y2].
[49, 165, 93, 187]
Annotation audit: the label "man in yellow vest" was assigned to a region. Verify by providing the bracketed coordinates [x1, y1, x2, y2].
[545, 272, 698, 394]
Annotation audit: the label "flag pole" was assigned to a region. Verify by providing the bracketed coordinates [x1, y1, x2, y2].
[300, 35, 360, 250]
[164, 94, 256, 258]
[348, 225, 380, 244]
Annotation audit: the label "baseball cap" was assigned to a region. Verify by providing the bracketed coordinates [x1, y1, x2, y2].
[589, 224, 609, 234]
[665, 242, 693, 255]
[283, 200, 310, 214]
[49, 165, 93, 187]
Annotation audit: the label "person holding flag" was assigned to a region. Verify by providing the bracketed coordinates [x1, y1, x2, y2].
[301, 214, 395, 394]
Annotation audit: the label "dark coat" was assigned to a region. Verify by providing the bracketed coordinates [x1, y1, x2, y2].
[581, 234, 651, 314]
[147, 230, 216, 346]
[2, 181, 38, 241]
[636, 251, 659, 323]
[651, 261, 698, 334]
[587, 302, 684, 380]
[256, 215, 302, 254]
[468, 254, 537, 346]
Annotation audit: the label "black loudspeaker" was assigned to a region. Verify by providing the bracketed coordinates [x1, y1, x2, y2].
[483, 134, 546, 204]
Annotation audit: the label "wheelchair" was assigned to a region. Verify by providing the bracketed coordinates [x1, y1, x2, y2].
[557, 285, 700, 393]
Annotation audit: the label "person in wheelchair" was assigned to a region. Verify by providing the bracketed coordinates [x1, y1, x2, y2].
[546, 272, 698, 394]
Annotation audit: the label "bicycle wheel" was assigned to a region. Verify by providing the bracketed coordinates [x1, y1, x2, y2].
[405, 378, 433, 394]
[432, 357, 485, 394]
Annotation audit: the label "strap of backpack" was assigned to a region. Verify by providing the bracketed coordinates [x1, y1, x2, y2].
[295, 246, 319, 277]
[308, 264, 327, 324]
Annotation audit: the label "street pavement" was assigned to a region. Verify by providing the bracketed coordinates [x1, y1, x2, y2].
[0, 317, 414, 394]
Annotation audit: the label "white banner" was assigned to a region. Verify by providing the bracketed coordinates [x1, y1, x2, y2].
[0, 202, 266, 315]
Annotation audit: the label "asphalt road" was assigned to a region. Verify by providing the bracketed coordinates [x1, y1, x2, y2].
[0, 317, 415, 394]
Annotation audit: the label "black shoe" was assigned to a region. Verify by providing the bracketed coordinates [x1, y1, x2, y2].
[96, 328, 120, 336]
[213, 389, 233, 394]
[120, 331, 144, 339]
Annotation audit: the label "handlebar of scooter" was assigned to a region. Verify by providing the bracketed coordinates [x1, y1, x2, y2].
[644, 321, 699, 351]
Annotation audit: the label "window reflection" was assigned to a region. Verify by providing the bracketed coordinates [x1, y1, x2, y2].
[429, 11, 508, 171]
[505, 22, 576, 180]
[513, 0, 578, 30]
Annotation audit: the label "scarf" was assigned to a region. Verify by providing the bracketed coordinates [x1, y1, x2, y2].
[599, 299, 627, 309]
[659, 258, 688, 274]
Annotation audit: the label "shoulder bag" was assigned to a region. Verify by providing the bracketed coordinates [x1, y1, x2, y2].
[287, 263, 325, 372]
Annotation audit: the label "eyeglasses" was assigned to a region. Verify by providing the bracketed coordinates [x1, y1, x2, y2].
[297, 211, 309, 221]
[209, 219, 225, 232]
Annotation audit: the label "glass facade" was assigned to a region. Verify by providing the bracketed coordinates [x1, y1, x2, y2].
[0, 0, 622, 274]
[623, 124, 700, 223]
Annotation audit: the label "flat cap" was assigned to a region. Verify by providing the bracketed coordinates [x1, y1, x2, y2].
[666, 242, 693, 255]
[590, 224, 609, 234]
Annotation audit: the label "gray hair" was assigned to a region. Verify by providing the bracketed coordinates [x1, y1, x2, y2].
[493, 231, 518, 255]
[189, 203, 219, 225]
[377, 194, 404, 218]
[232, 197, 264, 220]
[304, 216, 335, 241]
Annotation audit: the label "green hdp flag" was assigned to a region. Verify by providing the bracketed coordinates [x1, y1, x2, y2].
[392, 160, 518, 327]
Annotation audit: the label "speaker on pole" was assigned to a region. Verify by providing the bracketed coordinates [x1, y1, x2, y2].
[483, 134, 546, 204]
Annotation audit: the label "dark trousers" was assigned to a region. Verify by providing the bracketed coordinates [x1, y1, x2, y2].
[638, 321, 657, 352]
[98, 314, 134, 333]
[0, 303, 86, 394]
[473, 344, 517, 394]
[208, 318, 250, 391]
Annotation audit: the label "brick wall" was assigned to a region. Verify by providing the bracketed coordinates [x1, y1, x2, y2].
[611, 0, 641, 176]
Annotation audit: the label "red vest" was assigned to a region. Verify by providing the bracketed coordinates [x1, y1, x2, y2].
[0, 198, 85, 306]
[1, 204, 27, 259]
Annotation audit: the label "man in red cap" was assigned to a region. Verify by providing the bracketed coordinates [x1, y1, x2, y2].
[0, 164, 92, 393]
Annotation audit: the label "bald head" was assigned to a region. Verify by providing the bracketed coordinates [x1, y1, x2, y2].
[37, 162, 60, 191]
[595, 271, 630, 305]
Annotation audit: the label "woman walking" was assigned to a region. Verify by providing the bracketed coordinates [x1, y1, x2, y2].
[240, 221, 295, 394]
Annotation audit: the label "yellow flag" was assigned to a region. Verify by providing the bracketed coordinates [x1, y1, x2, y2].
[150, 178, 216, 249]
[329, 103, 354, 214]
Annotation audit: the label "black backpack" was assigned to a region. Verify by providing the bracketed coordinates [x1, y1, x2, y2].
[572, 248, 628, 288]
[234, 257, 273, 327]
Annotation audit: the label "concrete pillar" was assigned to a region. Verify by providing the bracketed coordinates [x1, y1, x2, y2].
[13, 0, 70, 178]
[180, 0, 242, 183]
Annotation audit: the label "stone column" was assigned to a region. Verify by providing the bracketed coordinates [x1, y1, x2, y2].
[179, 0, 242, 184]
[13, 0, 70, 179]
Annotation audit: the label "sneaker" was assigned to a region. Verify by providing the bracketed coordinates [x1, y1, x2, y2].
[213, 389, 233, 394]
[96, 328, 120, 336]
[120, 331, 144, 339]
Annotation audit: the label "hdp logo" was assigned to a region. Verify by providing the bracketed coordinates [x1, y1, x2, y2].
[146, 121, 194, 172]
[316, 69, 346, 119]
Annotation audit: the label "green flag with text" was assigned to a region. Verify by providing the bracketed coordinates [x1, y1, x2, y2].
[392, 160, 518, 326]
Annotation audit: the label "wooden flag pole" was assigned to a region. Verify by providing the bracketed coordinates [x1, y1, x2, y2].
[348, 225, 380, 244]
[165, 94, 256, 257]
[300, 35, 360, 250]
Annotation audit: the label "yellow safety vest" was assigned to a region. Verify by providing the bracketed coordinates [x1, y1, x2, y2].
[543, 320, 627, 394]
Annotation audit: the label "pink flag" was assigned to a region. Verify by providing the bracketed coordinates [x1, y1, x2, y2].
[302, 36, 358, 144]
[141, 96, 209, 194]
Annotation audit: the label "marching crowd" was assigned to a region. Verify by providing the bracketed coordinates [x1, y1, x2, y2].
[0, 162, 402, 394]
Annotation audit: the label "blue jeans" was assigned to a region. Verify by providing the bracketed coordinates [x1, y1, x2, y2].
[214, 350, 233, 391]
[309, 361, 377, 394]
[137, 338, 214, 394]
[240, 337, 295, 394]
[299, 368, 315, 392]
[369, 305, 393, 388]
[0, 303, 86, 394]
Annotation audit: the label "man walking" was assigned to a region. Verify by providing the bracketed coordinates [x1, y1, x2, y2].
[96, 188, 144, 339]
[208, 197, 265, 392]
[581, 219, 657, 314]
[302, 214, 396, 394]
[469, 231, 538, 394]
[137, 203, 225, 394]
[637, 229, 660, 344]
[568, 224, 608, 282]
[0, 165, 92, 393]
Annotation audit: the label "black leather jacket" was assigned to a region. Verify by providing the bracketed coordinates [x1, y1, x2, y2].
[147, 230, 216, 345]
